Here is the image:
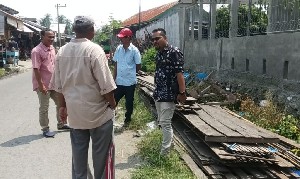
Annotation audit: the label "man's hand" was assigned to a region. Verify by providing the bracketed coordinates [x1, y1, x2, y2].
[177, 93, 187, 104]
[38, 84, 47, 95]
[59, 107, 68, 124]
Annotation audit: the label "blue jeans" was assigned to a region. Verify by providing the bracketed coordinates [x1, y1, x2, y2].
[114, 84, 136, 123]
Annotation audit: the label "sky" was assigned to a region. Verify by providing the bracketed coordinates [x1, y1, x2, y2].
[4, 0, 178, 28]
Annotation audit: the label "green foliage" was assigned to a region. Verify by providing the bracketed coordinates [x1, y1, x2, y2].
[116, 89, 154, 130]
[132, 130, 196, 179]
[216, 4, 268, 37]
[39, 14, 72, 35]
[0, 68, 6, 78]
[39, 14, 52, 28]
[240, 91, 300, 143]
[276, 115, 300, 142]
[57, 15, 72, 35]
[130, 90, 155, 130]
[141, 47, 156, 73]
[93, 16, 122, 45]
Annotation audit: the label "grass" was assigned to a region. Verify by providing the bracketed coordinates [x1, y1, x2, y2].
[132, 130, 196, 179]
[116, 88, 196, 179]
[115, 89, 154, 130]
[0, 68, 6, 78]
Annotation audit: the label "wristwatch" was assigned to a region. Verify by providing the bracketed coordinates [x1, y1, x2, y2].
[178, 91, 186, 95]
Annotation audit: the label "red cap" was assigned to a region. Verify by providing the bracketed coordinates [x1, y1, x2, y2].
[117, 28, 133, 38]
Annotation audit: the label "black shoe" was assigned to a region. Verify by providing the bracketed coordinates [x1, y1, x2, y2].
[58, 124, 71, 130]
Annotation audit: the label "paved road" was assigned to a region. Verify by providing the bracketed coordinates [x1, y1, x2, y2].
[0, 70, 74, 179]
[0, 67, 142, 179]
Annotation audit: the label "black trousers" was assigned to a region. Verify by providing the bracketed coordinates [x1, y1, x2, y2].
[114, 84, 136, 123]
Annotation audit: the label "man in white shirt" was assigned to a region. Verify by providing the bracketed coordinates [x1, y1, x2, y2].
[54, 16, 116, 179]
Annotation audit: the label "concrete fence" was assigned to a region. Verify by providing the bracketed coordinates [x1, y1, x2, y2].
[184, 31, 300, 82]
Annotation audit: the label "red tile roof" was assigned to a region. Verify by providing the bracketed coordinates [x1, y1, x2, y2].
[122, 1, 178, 27]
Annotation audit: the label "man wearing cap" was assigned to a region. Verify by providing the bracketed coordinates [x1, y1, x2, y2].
[54, 16, 116, 179]
[112, 28, 141, 128]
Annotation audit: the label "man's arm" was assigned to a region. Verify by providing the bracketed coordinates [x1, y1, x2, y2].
[57, 92, 68, 123]
[136, 64, 141, 73]
[113, 62, 117, 81]
[33, 68, 47, 94]
[176, 72, 187, 103]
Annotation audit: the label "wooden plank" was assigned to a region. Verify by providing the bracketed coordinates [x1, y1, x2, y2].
[232, 168, 254, 179]
[263, 169, 278, 179]
[137, 75, 154, 85]
[246, 168, 268, 179]
[206, 142, 236, 160]
[195, 110, 244, 142]
[140, 87, 153, 97]
[183, 113, 225, 139]
[224, 108, 297, 146]
[272, 154, 295, 168]
[219, 153, 278, 162]
[173, 136, 209, 179]
[200, 105, 279, 143]
[266, 169, 289, 179]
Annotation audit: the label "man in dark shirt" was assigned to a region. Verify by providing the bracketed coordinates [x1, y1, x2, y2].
[151, 28, 187, 155]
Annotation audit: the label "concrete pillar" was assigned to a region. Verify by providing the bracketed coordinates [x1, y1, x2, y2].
[229, 0, 239, 37]
[198, 0, 203, 40]
[210, 0, 217, 39]
[179, 7, 186, 51]
[278, 0, 284, 31]
[247, 0, 252, 36]
[273, 0, 279, 31]
[294, 0, 300, 30]
[184, 8, 190, 40]
[191, 6, 195, 40]
[267, 0, 273, 33]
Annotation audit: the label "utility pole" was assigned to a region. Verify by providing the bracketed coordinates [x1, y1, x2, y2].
[55, 4, 66, 47]
[138, 0, 141, 30]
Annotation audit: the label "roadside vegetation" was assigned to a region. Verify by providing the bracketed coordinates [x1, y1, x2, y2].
[0, 68, 6, 78]
[230, 91, 300, 156]
[113, 48, 196, 178]
[238, 91, 300, 143]
[116, 90, 195, 179]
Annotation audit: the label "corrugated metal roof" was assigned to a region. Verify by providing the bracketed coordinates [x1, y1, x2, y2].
[122, 1, 178, 27]
[0, 4, 19, 15]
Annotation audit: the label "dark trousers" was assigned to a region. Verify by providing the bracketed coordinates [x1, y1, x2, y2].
[71, 120, 114, 179]
[114, 84, 136, 123]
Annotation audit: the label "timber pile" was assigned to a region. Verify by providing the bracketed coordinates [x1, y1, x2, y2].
[137, 74, 300, 179]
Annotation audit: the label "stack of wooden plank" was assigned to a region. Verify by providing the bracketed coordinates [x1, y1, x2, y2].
[137, 74, 300, 178]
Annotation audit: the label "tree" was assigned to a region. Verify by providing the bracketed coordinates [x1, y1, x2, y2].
[56, 15, 72, 35]
[93, 15, 122, 53]
[216, 4, 268, 38]
[39, 14, 52, 28]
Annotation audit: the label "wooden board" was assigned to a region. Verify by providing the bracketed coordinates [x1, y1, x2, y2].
[203, 105, 279, 140]
[189, 105, 280, 143]
[183, 113, 225, 141]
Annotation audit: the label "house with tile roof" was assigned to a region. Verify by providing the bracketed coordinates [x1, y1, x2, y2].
[112, 0, 209, 53]
[122, 1, 179, 29]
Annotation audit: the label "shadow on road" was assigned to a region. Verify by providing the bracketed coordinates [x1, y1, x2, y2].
[0, 134, 44, 147]
[115, 153, 142, 170]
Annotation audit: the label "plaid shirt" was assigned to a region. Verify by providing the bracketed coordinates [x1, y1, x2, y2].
[153, 45, 184, 102]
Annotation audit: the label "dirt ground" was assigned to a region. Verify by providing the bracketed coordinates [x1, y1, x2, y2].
[114, 107, 143, 179]
[114, 130, 142, 179]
